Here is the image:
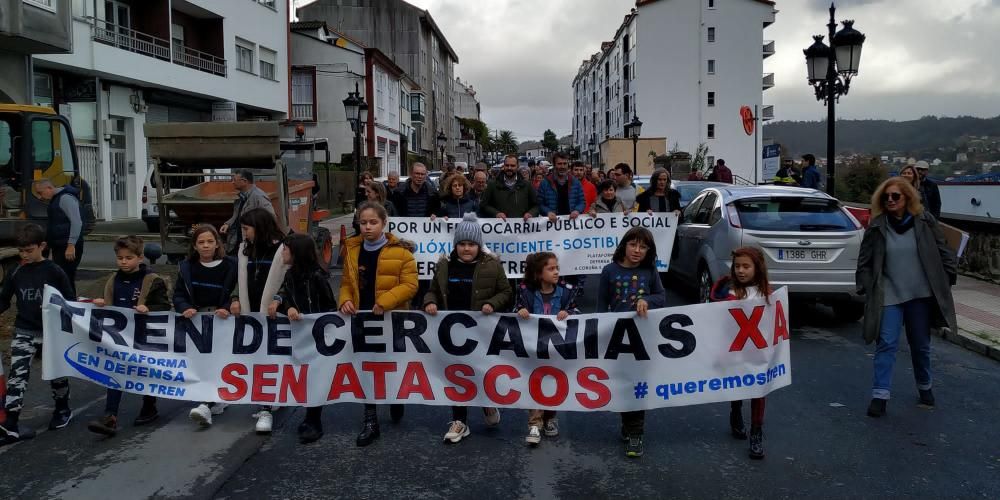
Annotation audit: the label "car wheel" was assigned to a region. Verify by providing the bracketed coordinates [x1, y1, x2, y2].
[832, 301, 865, 322]
[698, 266, 713, 304]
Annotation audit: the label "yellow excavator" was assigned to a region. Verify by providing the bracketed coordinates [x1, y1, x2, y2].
[0, 104, 92, 282]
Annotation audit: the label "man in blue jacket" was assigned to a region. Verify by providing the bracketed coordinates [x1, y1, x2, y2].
[537, 152, 585, 221]
[800, 154, 822, 190]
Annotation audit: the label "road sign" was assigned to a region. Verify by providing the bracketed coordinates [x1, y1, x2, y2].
[740, 106, 755, 136]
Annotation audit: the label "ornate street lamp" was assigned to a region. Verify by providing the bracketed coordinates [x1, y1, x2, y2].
[343, 82, 368, 206]
[587, 135, 596, 169]
[626, 114, 643, 173]
[436, 130, 447, 171]
[803, 3, 866, 196]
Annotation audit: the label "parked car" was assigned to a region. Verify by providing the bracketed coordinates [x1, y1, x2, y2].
[672, 180, 729, 208]
[669, 185, 865, 319]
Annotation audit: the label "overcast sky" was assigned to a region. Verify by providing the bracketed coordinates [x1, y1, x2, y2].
[404, 0, 1000, 142]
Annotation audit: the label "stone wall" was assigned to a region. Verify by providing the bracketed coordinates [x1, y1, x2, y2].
[943, 217, 1000, 284]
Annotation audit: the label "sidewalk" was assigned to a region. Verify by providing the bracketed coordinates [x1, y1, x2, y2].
[940, 276, 1000, 362]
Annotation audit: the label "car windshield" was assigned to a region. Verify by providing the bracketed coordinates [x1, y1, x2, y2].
[733, 197, 855, 232]
[676, 184, 707, 203]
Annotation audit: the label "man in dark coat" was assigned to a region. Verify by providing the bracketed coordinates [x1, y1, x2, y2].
[915, 162, 942, 218]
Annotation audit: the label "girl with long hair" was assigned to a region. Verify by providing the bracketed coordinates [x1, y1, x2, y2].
[709, 246, 773, 459]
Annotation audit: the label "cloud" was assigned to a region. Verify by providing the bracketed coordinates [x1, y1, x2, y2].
[403, 0, 1000, 138]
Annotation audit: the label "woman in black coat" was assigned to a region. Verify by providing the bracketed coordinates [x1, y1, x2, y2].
[636, 168, 681, 214]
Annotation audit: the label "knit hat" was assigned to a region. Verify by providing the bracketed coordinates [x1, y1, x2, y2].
[454, 212, 483, 247]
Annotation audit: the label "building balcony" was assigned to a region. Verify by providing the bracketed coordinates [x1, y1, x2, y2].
[0, 0, 73, 54]
[762, 73, 775, 91]
[761, 105, 774, 122]
[763, 40, 775, 59]
[90, 17, 225, 76]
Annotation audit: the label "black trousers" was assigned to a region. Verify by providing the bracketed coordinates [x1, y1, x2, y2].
[50, 240, 83, 295]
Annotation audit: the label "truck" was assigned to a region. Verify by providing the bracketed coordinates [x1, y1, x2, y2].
[0, 104, 93, 282]
[144, 121, 333, 265]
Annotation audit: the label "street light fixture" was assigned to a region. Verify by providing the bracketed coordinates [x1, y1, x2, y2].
[343, 82, 368, 207]
[803, 3, 866, 197]
[587, 135, 596, 169]
[626, 114, 643, 173]
[436, 130, 447, 171]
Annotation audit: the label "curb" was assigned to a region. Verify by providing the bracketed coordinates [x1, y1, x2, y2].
[935, 327, 1000, 362]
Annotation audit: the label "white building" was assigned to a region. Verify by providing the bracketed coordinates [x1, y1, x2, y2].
[572, 0, 777, 182]
[286, 21, 420, 177]
[452, 76, 481, 164]
[32, 0, 289, 222]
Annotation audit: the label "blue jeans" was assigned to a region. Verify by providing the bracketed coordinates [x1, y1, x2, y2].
[872, 298, 933, 399]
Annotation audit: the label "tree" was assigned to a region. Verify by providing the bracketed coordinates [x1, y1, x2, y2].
[458, 117, 490, 153]
[837, 156, 888, 204]
[691, 143, 710, 175]
[496, 130, 518, 154]
[541, 129, 559, 155]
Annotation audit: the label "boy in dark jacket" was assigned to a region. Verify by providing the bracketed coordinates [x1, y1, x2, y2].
[424, 213, 512, 443]
[87, 236, 172, 437]
[0, 224, 76, 446]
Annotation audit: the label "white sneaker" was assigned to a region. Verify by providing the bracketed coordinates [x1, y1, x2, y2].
[483, 407, 501, 427]
[254, 410, 273, 434]
[443, 421, 470, 443]
[525, 425, 541, 445]
[189, 404, 213, 427]
[544, 418, 559, 437]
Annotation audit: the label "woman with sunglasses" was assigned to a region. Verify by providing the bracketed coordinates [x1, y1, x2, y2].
[856, 177, 957, 419]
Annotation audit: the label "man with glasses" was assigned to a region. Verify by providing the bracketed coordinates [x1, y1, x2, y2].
[479, 154, 539, 221]
[538, 153, 585, 221]
[397, 163, 438, 217]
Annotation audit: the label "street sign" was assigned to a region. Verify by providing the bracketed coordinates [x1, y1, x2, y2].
[762, 143, 781, 180]
[740, 106, 755, 136]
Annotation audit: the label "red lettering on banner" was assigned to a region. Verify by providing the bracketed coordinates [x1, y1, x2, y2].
[251, 364, 279, 402]
[278, 365, 308, 403]
[728, 305, 768, 352]
[396, 362, 434, 401]
[328, 363, 365, 400]
[362, 361, 398, 399]
[218, 363, 248, 401]
[443, 364, 477, 402]
[575, 367, 611, 409]
[484, 365, 521, 405]
[773, 300, 789, 344]
[528, 366, 569, 407]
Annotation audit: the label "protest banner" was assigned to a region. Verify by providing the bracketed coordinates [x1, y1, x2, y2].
[42, 285, 790, 412]
[386, 213, 678, 278]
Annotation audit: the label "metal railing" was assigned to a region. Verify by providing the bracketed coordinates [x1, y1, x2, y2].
[76, 143, 104, 219]
[90, 18, 226, 77]
[763, 40, 775, 58]
[762, 73, 775, 90]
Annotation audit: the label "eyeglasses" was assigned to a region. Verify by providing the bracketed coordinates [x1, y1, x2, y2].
[882, 192, 903, 202]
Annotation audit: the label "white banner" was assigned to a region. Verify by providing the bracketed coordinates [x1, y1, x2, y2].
[387, 213, 678, 278]
[42, 286, 791, 412]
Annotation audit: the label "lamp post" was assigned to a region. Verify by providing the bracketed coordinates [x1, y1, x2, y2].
[343, 82, 369, 207]
[626, 114, 643, 172]
[587, 135, 596, 169]
[436, 130, 447, 171]
[803, 3, 865, 197]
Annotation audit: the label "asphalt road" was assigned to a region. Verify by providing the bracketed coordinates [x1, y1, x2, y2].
[1, 274, 998, 499]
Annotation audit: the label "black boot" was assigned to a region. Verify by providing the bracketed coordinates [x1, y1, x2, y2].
[356, 409, 380, 447]
[867, 398, 887, 418]
[748, 426, 764, 460]
[134, 398, 159, 426]
[730, 404, 747, 440]
[298, 420, 323, 444]
[390, 404, 404, 423]
[918, 389, 935, 408]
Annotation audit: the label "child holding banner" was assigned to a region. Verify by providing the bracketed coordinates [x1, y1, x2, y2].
[229, 208, 289, 434]
[516, 252, 579, 447]
[87, 236, 172, 437]
[597, 227, 667, 458]
[0, 224, 76, 446]
[339, 201, 418, 447]
[174, 225, 238, 429]
[710, 247, 772, 460]
[423, 213, 512, 443]
[267, 233, 337, 444]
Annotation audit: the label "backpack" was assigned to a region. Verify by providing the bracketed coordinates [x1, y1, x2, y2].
[70, 175, 97, 235]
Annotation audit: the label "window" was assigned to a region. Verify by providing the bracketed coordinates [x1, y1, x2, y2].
[24, 0, 56, 12]
[252, 0, 276, 8]
[291, 67, 315, 121]
[707, 91, 715, 107]
[171, 23, 184, 61]
[708, 0, 715, 8]
[259, 47, 276, 80]
[734, 197, 856, 232]
[707, 59, 716, 74]
[707, 27, 716, 43]
[33, 73, 53, 107]
[31, 118, 75, 176]
[707, 124, 716, 139]
[235, 38, 255, 73]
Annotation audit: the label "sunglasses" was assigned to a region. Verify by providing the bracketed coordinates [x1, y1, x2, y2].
[882, 192, 903, 202]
